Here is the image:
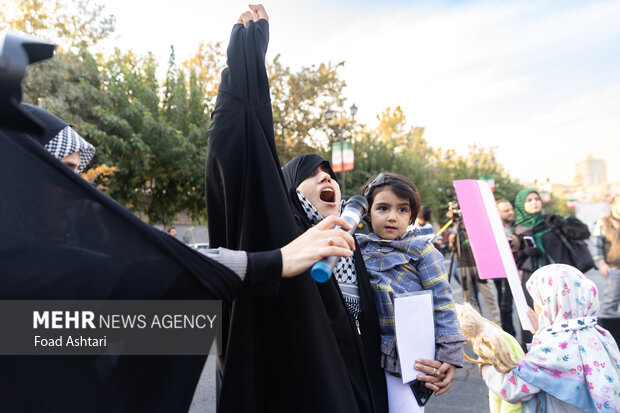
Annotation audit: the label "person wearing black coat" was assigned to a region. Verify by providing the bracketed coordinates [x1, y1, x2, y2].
[513, 189, 591, 274]
[282, 153, 389, 413]
[205, 6, 388, 413]
[513, 188, 591, 345]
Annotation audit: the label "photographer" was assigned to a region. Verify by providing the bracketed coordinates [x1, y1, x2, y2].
[448, 202, 501, 325]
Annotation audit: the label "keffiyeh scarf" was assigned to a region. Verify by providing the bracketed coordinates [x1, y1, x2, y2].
[296, 190, 361, 319]
[44, 125, 95, 173]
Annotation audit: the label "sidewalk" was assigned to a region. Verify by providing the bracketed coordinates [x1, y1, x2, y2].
[424, 355, 488, 412]
[190, 346, 490, 413]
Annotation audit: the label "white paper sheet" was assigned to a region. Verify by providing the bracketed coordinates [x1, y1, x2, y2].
[394, 291, 435, 384]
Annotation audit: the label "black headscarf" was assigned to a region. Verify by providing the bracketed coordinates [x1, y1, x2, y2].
[282, 153, 337, 228]
[20, 103, 66, 146]
[282, 153, 336, 189]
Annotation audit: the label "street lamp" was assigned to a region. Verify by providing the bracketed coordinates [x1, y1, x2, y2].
[350, 103, 358, 118]
[324, 107, 334, 122]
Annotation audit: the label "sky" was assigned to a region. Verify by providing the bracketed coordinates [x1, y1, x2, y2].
[96, 0, 620, 186]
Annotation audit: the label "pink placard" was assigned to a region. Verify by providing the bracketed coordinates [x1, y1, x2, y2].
[452, 180, 532, 330]
[453, 180, 506, 279]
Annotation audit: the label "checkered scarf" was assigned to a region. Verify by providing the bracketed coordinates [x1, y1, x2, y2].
[44, 126, 95, 173]
[296, 190, 361, 319]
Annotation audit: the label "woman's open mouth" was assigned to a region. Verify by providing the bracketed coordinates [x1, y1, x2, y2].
[319, 187, 336, 204]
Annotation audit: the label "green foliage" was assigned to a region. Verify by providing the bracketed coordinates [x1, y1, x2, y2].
[269, 56, 346, 163]
[0, 0, 115, 50]
[10, 1, 527, 227]
[22, 46, 208, 225]
[90, 48, 209, 225]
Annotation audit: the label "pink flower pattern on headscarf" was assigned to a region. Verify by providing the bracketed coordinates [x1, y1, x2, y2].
[520, 264, 620, 412]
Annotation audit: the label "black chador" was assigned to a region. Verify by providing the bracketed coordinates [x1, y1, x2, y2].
[206, 19, 388, 413]
[0, 100, 280, 412]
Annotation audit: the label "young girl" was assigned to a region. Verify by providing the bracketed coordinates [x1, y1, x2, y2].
[456, 303, 525, 413]
[357, 172, 466, 412]
[481, 264, 620, 412]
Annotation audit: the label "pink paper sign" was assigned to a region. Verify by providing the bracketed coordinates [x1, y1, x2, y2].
[452, 179, 533, 331]
[453, 180, 507, 279]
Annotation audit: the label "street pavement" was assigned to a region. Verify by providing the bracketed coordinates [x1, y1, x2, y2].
[189, 265, 611, 412]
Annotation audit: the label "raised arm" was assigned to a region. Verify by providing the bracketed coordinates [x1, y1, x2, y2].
[206, 5, 297, 254]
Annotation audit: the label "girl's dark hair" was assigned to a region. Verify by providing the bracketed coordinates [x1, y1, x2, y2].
[359, 172, 422, 227]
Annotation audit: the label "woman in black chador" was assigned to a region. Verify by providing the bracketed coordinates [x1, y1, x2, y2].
[205, 5, 388, 413]
[0, 27, 357, 411]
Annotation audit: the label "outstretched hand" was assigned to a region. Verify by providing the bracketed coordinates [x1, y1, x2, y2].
[238, 4, 269, 27]
[280, 215, 354, 278]
[415, 358, 456, 396]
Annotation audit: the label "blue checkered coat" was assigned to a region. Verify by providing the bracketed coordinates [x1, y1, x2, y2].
[357, 231, 465, 373]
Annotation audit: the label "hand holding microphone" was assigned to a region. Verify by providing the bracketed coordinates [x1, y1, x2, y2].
[311, 195, 369, 282]
[280, 215, 355, 278]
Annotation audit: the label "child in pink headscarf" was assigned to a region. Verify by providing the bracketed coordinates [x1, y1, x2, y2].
[481, 264, 620, 412]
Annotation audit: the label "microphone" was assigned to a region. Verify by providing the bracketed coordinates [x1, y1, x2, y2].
[310, 195, 369, 283]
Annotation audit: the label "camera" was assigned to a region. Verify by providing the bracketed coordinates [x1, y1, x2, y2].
[448, 201, 461, 221]
[0, 30, 55, 133]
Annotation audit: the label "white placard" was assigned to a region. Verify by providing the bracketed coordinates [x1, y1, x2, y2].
[394, 291, 435, 384]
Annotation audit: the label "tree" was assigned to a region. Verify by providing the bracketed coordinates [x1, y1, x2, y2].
[544, 195, 574, 217]
[22, 48, 101, 129]
[423, 145, 524, 225]
[89, 48, 210, 225]
[269, 56, 347, 163]
[346, 107, 433, 198]
[181, 41, 226, 113]
[0, 0, 115, 50]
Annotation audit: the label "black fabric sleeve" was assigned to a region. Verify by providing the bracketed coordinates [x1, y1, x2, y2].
[244, 249, 282, 296]
[562, 216, 591, 240]
[206, 19, 299, 253]
[0, 126, 245, 412]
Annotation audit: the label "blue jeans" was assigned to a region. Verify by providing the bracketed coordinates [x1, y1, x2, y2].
[600, 268, 620, 316]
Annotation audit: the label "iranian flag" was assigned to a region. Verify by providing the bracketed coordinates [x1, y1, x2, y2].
[331, 141, 354, 173]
